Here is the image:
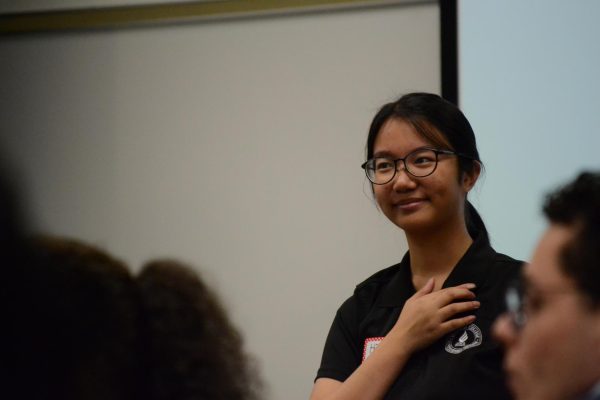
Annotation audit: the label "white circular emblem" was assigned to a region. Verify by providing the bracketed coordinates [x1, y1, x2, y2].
[444, 323, 483, 354]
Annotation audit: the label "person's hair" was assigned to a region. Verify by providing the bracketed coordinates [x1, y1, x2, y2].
[3, 236, 261, 400]
[365, 92, 488, 243]
[137, 259, 261, 400]
[0, 158, 27, 254]
[543, 171, 600, 307]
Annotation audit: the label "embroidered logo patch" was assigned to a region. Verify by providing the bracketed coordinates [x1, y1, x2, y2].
[444, 323, 483, 354]
[363, 337, 384, 361]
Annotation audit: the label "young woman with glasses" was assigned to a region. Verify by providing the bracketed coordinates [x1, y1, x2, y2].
[310, 92, 522, 400]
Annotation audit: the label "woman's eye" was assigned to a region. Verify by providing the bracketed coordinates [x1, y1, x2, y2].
[375, 161, 394, 170]
[413, 157, 434, 165]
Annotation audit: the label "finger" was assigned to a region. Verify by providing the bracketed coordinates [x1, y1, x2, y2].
[434, 287, 476, 306]
[455, 283, 476, 290]
[439, 300, 480, 321]
[413, 277, 435, 298]
[439, 315, 477, 334]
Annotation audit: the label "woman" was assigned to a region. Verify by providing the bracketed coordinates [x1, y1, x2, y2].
[311, 93, 521, 400]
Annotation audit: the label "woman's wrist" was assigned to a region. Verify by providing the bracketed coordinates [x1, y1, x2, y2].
[379, 328, 414, 361]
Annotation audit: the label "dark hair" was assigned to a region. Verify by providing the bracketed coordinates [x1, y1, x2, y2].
[2, 236, 261, 400]
[543, 171, 600, 307]
[365, 92, 488, 243]
[138, 259, 261, 400]
[0, 158, 27, 255]
[4, 237, 140, 400]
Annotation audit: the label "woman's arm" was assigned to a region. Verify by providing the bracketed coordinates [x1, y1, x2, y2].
[310, 279, 479, 400]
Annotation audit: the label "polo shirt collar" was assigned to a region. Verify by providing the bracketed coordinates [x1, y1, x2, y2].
[377, 232, 494, 307]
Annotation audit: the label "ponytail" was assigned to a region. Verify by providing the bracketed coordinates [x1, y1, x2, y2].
[465, 200, 489, 245]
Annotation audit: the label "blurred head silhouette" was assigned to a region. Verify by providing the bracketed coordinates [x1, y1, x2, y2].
[3, 235, 261, 400]
[493, 171, 600, 400]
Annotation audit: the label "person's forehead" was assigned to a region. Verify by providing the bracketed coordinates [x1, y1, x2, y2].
[524, 224, 575, 289]
[376, 119, 419, 140]
[374, 119, 429, 151]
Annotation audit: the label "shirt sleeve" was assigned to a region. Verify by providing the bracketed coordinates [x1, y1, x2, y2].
[315, 295, 363, 382]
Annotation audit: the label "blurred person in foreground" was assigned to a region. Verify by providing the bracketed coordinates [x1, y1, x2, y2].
[493, 171, 600, 400]
[3, 235, 261, 400]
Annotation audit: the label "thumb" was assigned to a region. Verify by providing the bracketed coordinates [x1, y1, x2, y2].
[414, 277, 435, 298]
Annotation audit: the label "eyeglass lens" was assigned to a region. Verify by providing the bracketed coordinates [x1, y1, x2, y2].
[505, 283, 527, 330]
[365, 148, 438, 184]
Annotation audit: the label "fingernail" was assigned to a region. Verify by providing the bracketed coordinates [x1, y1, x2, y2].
[465, 283, 476, 289]
[473, 301, 480, 308]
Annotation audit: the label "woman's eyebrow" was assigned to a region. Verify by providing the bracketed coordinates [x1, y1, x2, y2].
[373, 146, 431, 158]
[372, 150, 395, 158]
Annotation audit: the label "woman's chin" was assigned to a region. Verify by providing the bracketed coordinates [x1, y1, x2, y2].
[391, 214, 432, 233]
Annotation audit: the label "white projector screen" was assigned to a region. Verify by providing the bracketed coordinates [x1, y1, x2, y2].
[1, 1, 443, 398]
[459, 0, 600, 261]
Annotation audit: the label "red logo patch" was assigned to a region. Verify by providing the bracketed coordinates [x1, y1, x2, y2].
[363, 337, 384, 361]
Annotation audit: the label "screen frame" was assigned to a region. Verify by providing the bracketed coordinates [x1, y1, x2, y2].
[0, 0, 458, 103]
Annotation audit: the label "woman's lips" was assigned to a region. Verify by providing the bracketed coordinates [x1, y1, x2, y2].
[394, 198, 427, 212]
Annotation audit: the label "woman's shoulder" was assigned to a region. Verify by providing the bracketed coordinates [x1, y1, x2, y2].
[470, 233, 523, 276]
[349, 261, 411, 309]
[477, 248, 524, 296]
[492, 250, 522, 264]
[459, 242, 523, 292]
[492, 251, 523, 266]
[473, 238, 523, 273]
[355, 262, 404, 292]
[335, 262, 405, 321]
[491, 250, 524, 274]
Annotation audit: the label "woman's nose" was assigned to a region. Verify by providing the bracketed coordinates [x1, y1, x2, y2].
[391, 164, 417, 191]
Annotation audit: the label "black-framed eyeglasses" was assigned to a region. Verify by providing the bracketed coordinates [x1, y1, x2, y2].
[505, 279, 527, 331]
[503, 278, 580, 332]
[361, 147, 467, 185]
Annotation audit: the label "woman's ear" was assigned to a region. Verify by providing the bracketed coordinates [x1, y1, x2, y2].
[462, 161, 481, 192]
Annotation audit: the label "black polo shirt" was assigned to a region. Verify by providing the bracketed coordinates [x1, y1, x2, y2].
[316, 234, 522, 399]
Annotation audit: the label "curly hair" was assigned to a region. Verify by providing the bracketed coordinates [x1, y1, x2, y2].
[138, 259, 261, 400]
[3, 236, 261, 400]
[543, 171, 600, 307]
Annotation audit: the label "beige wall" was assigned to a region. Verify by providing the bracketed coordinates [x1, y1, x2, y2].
[0, 2, 439, 398]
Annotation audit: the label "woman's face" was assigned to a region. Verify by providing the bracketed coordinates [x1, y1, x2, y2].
[372, 118, 477, 234]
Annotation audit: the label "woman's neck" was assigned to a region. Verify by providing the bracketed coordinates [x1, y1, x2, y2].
[406, 223, 474, 291]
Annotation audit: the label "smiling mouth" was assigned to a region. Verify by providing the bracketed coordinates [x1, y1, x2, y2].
[396, 198, 426, 206]
[394, 199, 426, 211]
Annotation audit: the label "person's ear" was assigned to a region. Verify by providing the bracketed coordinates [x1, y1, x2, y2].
[462, 161, 481, 193]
